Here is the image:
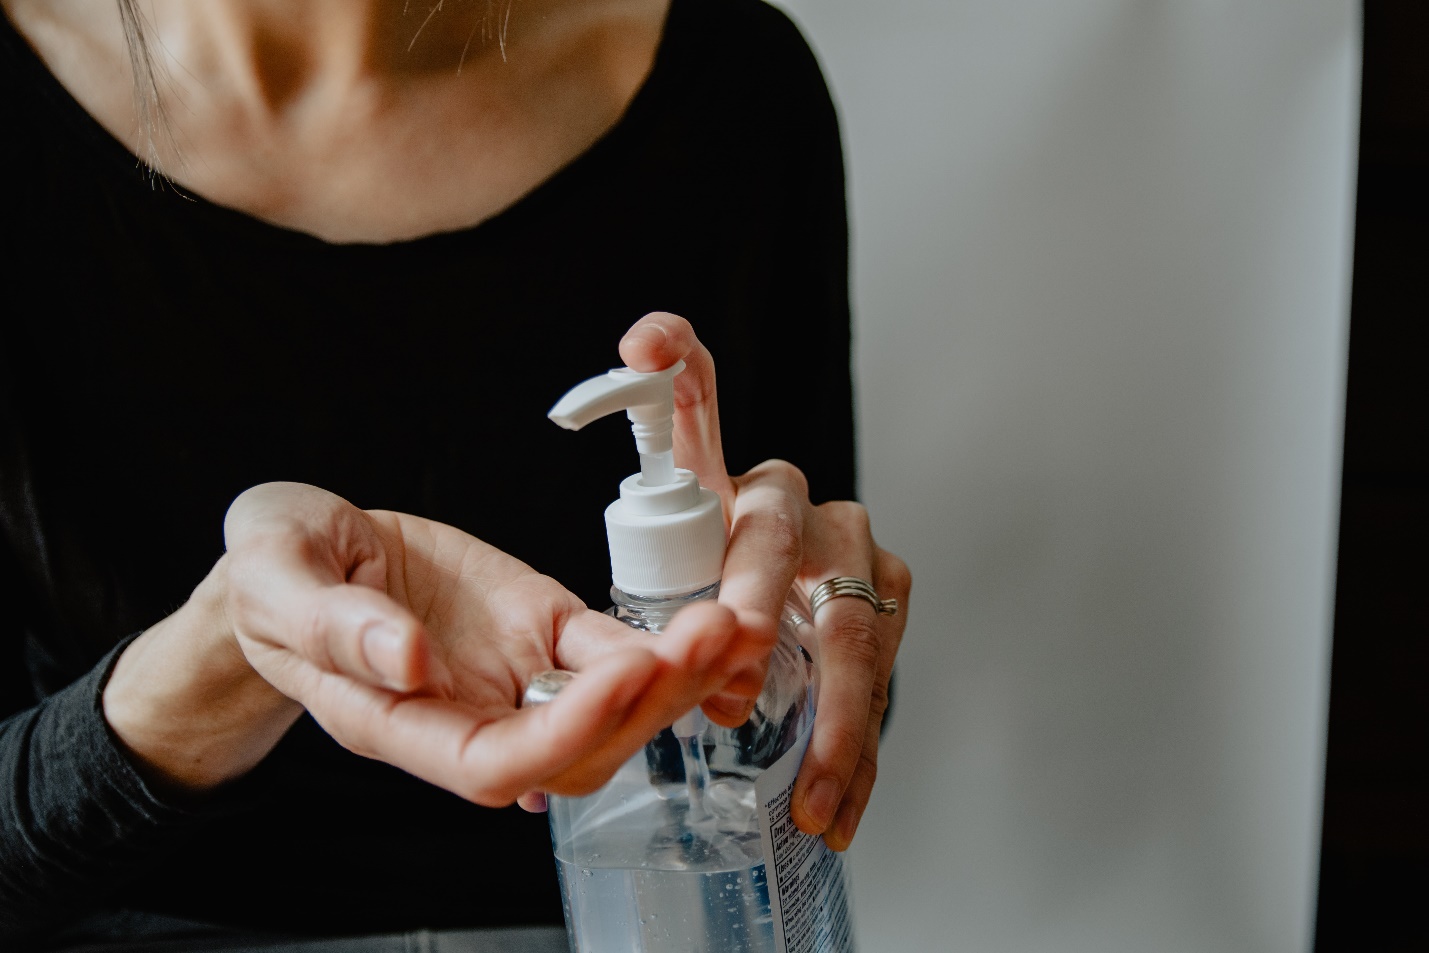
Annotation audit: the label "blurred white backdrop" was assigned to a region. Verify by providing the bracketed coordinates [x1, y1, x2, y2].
[769, 2, 1360, 951]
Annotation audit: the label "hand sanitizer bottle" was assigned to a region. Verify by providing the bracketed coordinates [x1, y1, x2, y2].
[533, 361, 856, 953]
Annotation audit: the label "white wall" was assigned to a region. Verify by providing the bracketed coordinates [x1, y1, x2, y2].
[771, 2, 1360, 951]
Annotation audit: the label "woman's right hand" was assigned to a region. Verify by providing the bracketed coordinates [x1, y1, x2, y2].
[103, 482, 767, 805]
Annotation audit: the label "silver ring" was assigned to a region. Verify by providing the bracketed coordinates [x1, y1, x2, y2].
[809, 576, 898, 618]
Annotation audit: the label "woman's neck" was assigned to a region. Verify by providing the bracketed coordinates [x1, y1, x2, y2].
[137, 0, 566, 123]
[3, 0, 669, 243]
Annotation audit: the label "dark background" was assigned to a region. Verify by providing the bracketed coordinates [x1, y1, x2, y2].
[1313, 2, 1429, 949]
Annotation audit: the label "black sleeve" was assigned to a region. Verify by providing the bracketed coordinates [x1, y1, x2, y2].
[0, 638, 213, 944]
[0, 137, 215, 940]
[0, 324, 190, 942]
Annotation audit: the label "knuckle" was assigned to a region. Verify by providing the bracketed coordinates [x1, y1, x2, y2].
[749, 459, 809, 499]
[820, 499, 871, 536]
[740, 508, 802, 564]
[776, 460, 811, 498]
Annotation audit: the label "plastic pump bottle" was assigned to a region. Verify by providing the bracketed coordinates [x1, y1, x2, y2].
[532, 361, 856, 953]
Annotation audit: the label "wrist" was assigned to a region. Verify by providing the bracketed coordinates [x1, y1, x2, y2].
[103, 558, 302, 794]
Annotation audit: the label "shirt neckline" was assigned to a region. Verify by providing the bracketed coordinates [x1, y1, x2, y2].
[0, 0, 685, 251]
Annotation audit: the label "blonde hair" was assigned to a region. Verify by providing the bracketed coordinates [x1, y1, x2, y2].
[113, 0, 172, 179]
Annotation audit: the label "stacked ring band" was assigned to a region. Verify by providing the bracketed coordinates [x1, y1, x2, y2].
[810, 576, 899, 618]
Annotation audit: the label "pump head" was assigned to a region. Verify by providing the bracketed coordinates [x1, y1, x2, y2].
[549, 360, 726, 596]
[549, 360, 685, 487]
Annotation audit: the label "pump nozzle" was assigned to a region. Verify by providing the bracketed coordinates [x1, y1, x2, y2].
[548, 360, 685, 487]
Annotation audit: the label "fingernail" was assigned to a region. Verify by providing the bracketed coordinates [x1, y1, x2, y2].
[804, 778, 841, 831]
[362, 623, 408, 689]
[636, 321, 669, 347]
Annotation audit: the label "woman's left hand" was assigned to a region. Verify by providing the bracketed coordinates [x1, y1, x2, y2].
[619, 312, 911, 851]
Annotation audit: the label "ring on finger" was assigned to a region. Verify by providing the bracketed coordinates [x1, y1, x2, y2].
[810, 576, 898, 618]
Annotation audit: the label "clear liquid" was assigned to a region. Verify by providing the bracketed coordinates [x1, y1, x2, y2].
[681, 731, 713, 823]
[556, 858, 776, 953]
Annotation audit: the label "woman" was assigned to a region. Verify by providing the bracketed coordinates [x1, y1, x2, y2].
[0, 0, 910, 948]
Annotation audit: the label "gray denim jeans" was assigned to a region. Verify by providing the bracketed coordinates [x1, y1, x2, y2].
[45, 914, 569, 953]
[53, 928, 570, 953]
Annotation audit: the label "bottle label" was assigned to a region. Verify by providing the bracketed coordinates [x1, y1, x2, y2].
[755, 716, 856, 953]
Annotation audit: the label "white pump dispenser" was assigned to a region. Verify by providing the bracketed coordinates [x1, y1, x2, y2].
[548, 360, 727, 597]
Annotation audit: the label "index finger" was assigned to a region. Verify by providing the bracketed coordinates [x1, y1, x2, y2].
[619, 312, 735, 507]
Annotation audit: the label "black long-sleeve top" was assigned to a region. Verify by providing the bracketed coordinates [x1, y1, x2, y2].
[0, 0, 855, 946]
